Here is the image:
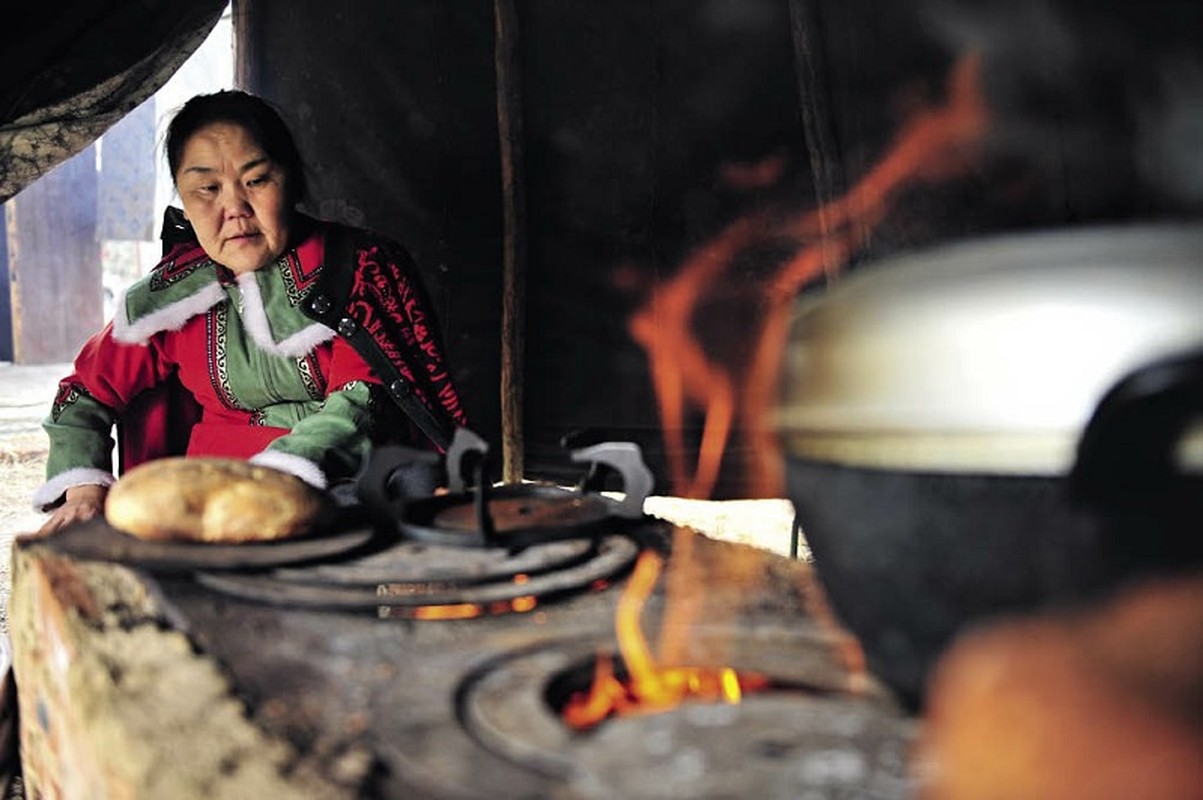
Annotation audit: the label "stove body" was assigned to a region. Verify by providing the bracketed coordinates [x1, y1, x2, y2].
[132, 519, 915, 799]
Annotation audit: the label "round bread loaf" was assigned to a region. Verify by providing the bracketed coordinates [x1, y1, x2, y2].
[105, 457, 330, 543]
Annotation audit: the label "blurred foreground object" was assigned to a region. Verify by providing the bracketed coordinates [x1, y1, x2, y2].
[916, 573, 1203, 799]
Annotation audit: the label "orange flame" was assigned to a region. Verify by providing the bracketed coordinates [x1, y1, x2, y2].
[561, 550, 771, 730]
[629, 54, 989, 497]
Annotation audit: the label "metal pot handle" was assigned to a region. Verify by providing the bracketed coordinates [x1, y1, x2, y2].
[1070, 347, 1203, 513]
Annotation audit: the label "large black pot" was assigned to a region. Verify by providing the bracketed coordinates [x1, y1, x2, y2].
[778, 224, 1203, 709]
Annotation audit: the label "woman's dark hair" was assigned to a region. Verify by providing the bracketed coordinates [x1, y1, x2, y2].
[165, 90, 308, 205]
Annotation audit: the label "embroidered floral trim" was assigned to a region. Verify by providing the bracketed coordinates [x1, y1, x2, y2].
[150, 252, 213, 291]
[275, 251, 307, 306]
[276, 250, 315, 307]
[207, 303, 249, 412]
[296, 354, 325, 400]
[50, 383, 89, 422]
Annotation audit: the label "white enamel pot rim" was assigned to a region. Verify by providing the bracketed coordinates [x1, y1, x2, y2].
[776, 222, 1203, 476]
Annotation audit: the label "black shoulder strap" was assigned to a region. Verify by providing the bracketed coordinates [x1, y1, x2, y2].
[311, 225, 453, 450]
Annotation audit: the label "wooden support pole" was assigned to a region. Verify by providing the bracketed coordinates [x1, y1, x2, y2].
[494, 0, 527, 484]
[231, 0, 253, 90]
[787, 0, 845, 282]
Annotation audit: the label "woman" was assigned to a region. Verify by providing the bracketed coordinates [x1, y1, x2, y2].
[34, 90, 467, 534]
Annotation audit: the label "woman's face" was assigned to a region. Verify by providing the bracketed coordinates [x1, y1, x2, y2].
[174, 122, 292, 274]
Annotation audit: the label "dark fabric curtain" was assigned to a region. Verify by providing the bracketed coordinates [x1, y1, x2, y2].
[0, 0, 228, 204]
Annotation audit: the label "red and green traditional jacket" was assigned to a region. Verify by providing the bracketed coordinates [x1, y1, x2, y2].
[34, 215, 467, 511]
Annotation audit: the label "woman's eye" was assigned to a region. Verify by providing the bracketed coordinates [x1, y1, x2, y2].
[247, 175, 270, 187]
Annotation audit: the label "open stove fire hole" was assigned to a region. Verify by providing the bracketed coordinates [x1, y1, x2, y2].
[545, 652, 810, 733]
[457, 631, 917, 797]
[544, 655, 630, 727]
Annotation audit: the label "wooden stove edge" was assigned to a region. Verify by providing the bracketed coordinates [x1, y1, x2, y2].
[8, 539, 357, 800]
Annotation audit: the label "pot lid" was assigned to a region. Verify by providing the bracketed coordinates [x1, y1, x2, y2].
[776, 223, 1203, 475]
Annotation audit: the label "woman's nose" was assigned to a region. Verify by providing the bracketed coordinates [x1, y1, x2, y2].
[223, 186, 252, 218]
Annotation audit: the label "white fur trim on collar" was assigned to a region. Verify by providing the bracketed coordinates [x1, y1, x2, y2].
[237, 273, 337, 358]
[112, 282, 226, 345]
[249, 450, 328, 490]
[33, 468, 116, 512]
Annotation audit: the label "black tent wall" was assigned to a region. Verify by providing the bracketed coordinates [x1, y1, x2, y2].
[239, 0, 1203, 496]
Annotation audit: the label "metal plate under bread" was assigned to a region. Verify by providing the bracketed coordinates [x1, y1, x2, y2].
[33, 515, 378, 572]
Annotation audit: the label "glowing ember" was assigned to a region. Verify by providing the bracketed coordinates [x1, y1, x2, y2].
[411, 603, 484, 621]
[509, 595, 538, 613]
[629, 54, 989, 498]
[376, 595, 539, 621]
[562, 551, 771, 730]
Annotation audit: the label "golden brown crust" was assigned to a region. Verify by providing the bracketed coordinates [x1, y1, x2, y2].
[105, 457, 329, 543]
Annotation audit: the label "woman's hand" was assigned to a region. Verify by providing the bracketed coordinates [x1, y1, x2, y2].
[36, 484, 108, 536]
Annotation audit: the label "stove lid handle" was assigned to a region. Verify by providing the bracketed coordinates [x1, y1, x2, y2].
[571, 442, 655, 518]
[446, 428, 501, 545]
[446, 427, 490, 495]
